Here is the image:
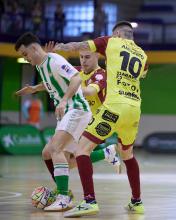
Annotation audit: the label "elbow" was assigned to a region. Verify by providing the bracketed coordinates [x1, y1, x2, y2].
[74, 73, 82, 85]
[78, 78, 82, 85]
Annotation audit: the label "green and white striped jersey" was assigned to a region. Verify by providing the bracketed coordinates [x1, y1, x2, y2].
[36, 53, 90, 113]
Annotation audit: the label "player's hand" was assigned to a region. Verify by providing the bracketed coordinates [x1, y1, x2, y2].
[55, 99, 67, 120]
[15, 84, 36, 96]
[44, 41, 59, 52]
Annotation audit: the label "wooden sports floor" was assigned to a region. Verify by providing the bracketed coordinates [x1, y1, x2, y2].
[0, 149, 176, 220]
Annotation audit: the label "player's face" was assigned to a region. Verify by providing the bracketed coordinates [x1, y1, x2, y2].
[79, 51, 98, 73]
[18, 44, 39, 66]
[113, 26, 134, 40]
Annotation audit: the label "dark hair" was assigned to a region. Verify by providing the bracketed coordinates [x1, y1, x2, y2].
[112, 21, 133, 32]
[15, 32, 41, 51]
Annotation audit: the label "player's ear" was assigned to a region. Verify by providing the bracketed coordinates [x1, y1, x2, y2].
[113, 29, 120, 37]
[31, 44, 38, 52]
[117, 30, 121, 37]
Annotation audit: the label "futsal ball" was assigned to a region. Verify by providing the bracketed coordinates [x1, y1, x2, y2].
[31, 186, 52, 209]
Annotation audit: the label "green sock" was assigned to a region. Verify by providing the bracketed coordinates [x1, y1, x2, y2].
[54, 163, 69, 195]
[90, 149, 105, 163]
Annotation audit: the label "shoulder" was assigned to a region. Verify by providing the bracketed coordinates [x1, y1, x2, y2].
[48, 53, 67, 64]
[94, 36, 111, 43]
[91, 68, 106, 81]
[48, 53, 73, 72]
[133, 42, 146, 53]
[89, 36, 111, 46]
[130, 41, 148, 60]
[94, 67, 106, 74]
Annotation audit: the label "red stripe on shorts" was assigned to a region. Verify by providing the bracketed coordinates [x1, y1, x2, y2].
[82, 131, 104, 144]
[118, 138, 134, 150]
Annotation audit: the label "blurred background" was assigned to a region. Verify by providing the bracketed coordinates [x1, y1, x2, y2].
[1, 0, 176, 155]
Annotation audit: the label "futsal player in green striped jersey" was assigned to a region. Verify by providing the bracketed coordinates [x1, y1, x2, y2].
[15, 32, 92, 211]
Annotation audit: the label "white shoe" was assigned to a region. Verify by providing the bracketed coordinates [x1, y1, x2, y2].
[104, 144, 121, 173]
[44, 194, 73, 211]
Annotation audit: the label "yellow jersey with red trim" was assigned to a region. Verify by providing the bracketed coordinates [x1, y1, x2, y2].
[76, 66, 106, 115]
[88, 36, 148, 112]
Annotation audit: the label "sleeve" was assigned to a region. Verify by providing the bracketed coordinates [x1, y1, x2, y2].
[87, 69, 106, 93]
[51, 55, 79, 80]
[87, 36, 110, 56]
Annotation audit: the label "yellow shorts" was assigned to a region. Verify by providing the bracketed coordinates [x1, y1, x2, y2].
[83, 104, 141, 147]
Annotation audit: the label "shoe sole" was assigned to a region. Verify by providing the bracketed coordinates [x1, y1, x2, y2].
[125, 206, 144, 214]
[44, 206, 73, 212]
[64, 209, 99, 217]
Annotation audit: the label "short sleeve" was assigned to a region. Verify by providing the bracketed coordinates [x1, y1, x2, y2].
[87, 68, 106, 92]
[87, 36, 110, 56]
[50, 55, 79, 80]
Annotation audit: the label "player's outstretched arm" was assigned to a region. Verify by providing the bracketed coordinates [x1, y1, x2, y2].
[54, 41, 90, 52]
[45, 41, 90, 52]
[15, 83, 46, 96]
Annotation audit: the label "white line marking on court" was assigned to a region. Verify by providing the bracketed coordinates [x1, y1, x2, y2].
[0, 201, 29, 205]
[3, 173, 176, 184]
[0, 191, 22, 200]
[93, 173, 176, 184]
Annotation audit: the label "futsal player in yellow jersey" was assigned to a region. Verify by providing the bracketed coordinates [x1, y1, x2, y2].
[54, 21, 148, 217]
[79, 66, 105, 115]
[72, 50, 120, 167]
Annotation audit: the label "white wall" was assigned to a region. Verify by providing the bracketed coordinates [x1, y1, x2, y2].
[137, 115, 176, 146]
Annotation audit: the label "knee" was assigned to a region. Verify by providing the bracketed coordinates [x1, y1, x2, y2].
[50, 141, 66, 159]
[118, 145, 133, 161]
[42, 145, 51, 160]
[75, 145, 92, 157]
[121, 151, 133, 161]
[64, 151, 72, 162]
[75, 136, 95, 157]
[42, 141, 63, 159]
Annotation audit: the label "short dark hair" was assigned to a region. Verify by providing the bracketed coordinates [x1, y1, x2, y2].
[112, 21, 133, 32]
[15, 32, 41, 51]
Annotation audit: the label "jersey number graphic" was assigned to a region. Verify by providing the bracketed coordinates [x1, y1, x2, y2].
[120, 51, 142, 78]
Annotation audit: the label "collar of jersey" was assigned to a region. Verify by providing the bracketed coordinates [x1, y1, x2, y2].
[83, 66, 100, 75]
[38, 55, 49, 67]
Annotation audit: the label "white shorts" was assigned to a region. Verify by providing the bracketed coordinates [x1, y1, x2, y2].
[55, 109, 92, 143]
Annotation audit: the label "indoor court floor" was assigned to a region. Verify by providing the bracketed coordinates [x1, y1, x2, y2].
[0, 149, 176, 220]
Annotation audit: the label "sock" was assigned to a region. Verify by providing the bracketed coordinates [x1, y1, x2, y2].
[123, 157, 140, 200]
[90, 149, 105, 163]
[44, 159, 55, 182]
[54, 163, 69, 195]
[76, 155, 95, 202]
